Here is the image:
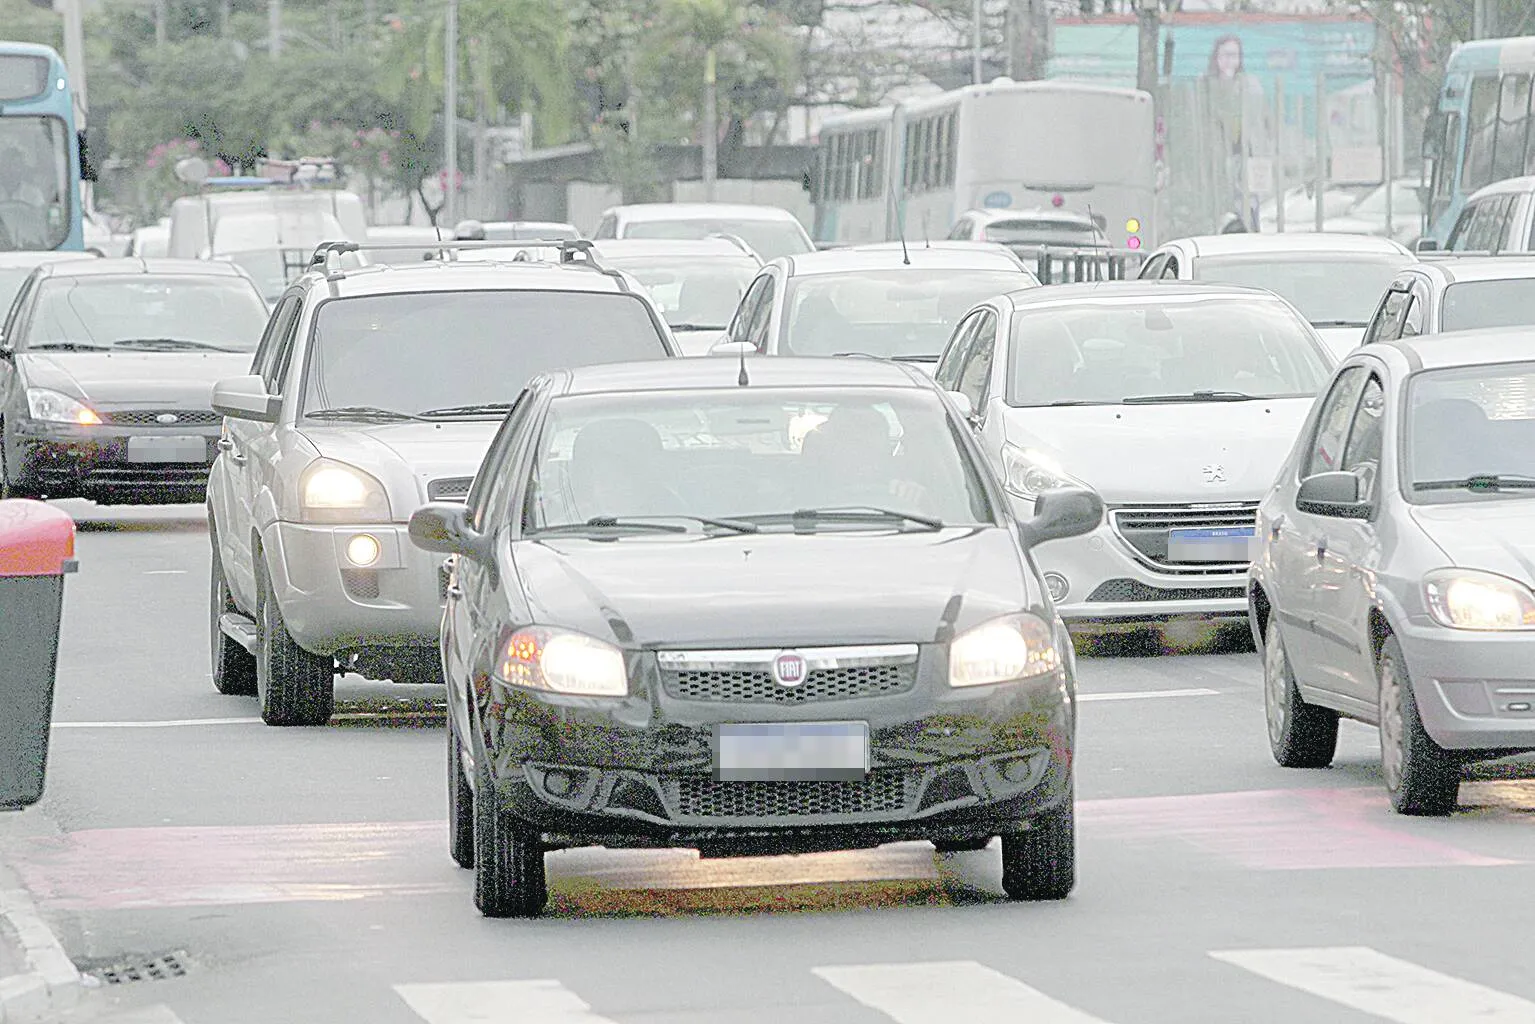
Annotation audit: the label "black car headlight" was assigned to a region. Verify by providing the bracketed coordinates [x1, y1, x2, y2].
[495, 625, 629, 697]
[948, 612, 1060, 688]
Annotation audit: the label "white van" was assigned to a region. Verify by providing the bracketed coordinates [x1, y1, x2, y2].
[167, 189, 368, 260]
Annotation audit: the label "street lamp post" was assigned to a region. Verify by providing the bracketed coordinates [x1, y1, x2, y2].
[972, 0, 983, 85]
[444, 0, 459, 224]
[702, 47, 718, 202]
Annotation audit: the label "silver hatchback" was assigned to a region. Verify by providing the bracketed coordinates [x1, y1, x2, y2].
[1248, 327, 1535, 815]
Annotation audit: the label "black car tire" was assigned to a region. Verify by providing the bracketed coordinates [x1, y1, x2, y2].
[1001, 788, 1075, 901]
[473, 757, 547, 918]
[255, 558, 335, 727]
[0, 431, 27, 500]
[932, 837, 993, 853]
[449, 726, 475, 870]
[1263, 623, 1339, 769]
[1379, 636, 1459, 816]
[210, 532, 258, 697]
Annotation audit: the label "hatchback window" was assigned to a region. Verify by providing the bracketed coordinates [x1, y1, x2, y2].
[1440, 278, 1535, 332]
[299, 290, 669, 419]
[1192, 255, 1411, 327]
[524, 388, 993, 531]
[24, 275, 270, 351]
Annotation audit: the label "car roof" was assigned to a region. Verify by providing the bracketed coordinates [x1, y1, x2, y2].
[1387, 328, 1535, 371]
[608, 203, 800, 223]
[593, 238, 759, 260]
[300, 259, 634, 297]
[1176, 233, 1413, 257]
[1464, 175, 1535, 200]
[1000, 279, 1286, 310]
[783, 245, 1029, 276]
[1405, 255, 1535, 285]
[0, 251, 100, 269]
[31, 257, 251, 279]
[554, 356, 930, 396]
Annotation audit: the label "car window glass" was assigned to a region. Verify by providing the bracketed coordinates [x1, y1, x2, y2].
[1440, 278, 1535, 332]
[956, 311, 995, 410]
[1191, 255, 1412, 325]
[1161, 256, 1179, 279]
[1401, 290, 1425, 338]
[1137, 254, 1165, 279]
[24, 275, 269, 352]
[1341, 375, 1385, 501]
[252, 295, 298, 381]
[729, 276, 768, 345]
[1406, 359, 1535, 501]
[592, 216, 616, 239]
[946, 218, 970, 241]
[475, 390, 536, 532]
[747, 276, 775, 348]
[1446, 202, 1477, 250]
[265, 298, 305, 395]
[935, 313, 980, 391]
[1371, 289, 1411, 342]
[1304, 366, 1368, 477]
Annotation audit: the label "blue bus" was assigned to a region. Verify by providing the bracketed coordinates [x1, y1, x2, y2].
[1422, 36, 1535, 247]
[0, 41, 94, 251]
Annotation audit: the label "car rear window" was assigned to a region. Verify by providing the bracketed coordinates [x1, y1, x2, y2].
[1440, 278, 1535, 332]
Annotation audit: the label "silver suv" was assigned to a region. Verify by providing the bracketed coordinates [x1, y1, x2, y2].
[206, 239, 681, 725]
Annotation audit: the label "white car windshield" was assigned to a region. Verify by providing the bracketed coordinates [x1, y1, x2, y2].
[1407, 360, 1535, 503]
[1440, 279, 1535, 333]
[25, 275, 270, 351]
[1193, 255, 1410, 326]
[1006, 296, 1331, 406]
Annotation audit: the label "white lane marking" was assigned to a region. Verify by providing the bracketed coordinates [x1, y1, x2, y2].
[1210, 947, 1535, 1023]
[394, 980, 621, 1023]
[143, 570, 188, 575]
[52, 717, 264, 729]
[1078, 687, 1219, 702]
[813, 961, 1116, 1024]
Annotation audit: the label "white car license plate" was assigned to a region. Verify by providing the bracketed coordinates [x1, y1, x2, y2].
[715, 722, 869, 782]
[126, 435, 206, 464]
[1168, 526, 1256, 563]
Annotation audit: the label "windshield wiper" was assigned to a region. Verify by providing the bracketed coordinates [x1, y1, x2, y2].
[742, 506, 945, 531]
[889, 354, 939, 363]
[530, 517, 689, 536]
[1122, 390, 1261, 404]
[25, 341, 111, 351]
[666, 323, 729, 332]
[112, 338, 235, 352]
[306, 406, 425, 422]
[1309, 320, 1370, 329]
[1414, 474, 1535, 493]
[418, 402, 516, 419]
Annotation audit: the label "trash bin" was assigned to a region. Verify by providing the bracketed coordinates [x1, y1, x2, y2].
[0, 499, 77, 811]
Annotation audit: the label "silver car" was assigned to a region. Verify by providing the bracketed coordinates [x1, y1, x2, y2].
[1360, 255, 1535, 344]
[1248, 327, 1535, 815]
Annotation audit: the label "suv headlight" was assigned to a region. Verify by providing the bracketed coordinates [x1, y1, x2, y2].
[949, 612, 1061, 687]
[495, 626, 628, 697]
[1001, 443, 1083, 501]
[26, 388, 101, 425]
[299, 459, 391, 523]
[1424, 569, 1535, 630]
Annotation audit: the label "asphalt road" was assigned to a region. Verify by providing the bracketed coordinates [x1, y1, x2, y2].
[4, 504, 1533, 1024]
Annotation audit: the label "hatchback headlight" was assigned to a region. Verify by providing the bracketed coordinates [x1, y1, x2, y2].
[495, 626, 628, 697]
[948, 612, 1061, 687]
[1424, 569, 1535, 631]
[1001, 443, 1083, 500]
[299, 459, 391, 523]
[26, 388, 101, 425]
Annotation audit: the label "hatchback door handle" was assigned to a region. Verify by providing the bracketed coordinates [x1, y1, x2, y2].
[1314, 537, 1327, 562]
[1270, 514, 1286, 539]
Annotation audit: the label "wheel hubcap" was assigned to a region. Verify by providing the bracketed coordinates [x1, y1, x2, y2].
[1264, 631, 1289, 746]
[1380, 659, 1405, 789]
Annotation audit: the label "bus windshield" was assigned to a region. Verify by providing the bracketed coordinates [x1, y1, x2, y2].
[0, 116, 70, 251]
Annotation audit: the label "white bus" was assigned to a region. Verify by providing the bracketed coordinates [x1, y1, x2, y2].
[810, 78, 1157, 252]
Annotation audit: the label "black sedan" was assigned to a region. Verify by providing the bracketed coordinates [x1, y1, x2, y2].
[409, 357, 1103, 917]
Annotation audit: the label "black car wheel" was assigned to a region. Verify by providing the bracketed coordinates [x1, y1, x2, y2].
[932, 837, 993, 853]
[449, 726, 475, 870]
[1379, 636, 1459, 816]
[1001, 786, 1075, 901]
[255, 558, 335, 727]
[0, 431, 27, 500]
[210, 530, 258, 697]
[473, 756, 547, 918]
[1263, 622, 1338, 769]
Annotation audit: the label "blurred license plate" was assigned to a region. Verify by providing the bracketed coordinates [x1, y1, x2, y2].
[1168, 526, 1256, 563]
[126, 435, 206, 463]
[715, 722, 868, 782]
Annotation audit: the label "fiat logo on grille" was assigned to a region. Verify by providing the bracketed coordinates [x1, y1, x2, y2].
[771, 650, 807, 687]
[156, 412, 179, 424]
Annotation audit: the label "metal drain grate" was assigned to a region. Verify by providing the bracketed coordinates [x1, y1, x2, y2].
[84, 951, 189, 985]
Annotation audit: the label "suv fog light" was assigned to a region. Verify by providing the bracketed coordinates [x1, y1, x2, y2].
[1044, 572, 1069, 602]
[346, 533, 381, 567]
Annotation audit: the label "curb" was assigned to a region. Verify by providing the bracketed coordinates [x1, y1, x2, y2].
[0, 886, 81, 1024]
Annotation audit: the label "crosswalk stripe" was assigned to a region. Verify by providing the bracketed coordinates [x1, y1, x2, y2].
[394, 980, 622, 1023]
[1210, 947, 1535, 1023]
[813, 961, 1116, 1024]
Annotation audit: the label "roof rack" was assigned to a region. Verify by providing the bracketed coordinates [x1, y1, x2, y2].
[308, 238, 630, 289]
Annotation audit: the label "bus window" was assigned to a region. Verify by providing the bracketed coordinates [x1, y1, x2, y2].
[1462, 74, 1500, 194]
[1493, 74, 1531, 182]
[1432, 113, 1460, 200]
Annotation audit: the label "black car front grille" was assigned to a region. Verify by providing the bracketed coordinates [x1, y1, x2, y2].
[101, 409, 221, 426]
[670, 773, 911, 819]
[1109, 504, 1259, 575]
[1086, 579, 1247, 603]
[428, 476, 473, 502]
[664, 663, 915, 705]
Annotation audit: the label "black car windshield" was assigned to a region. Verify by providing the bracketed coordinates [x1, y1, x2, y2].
[1006, 296, 1331, 406]
[1193, 255, 1410, 325]
[525, 388, 994, 532]
[24, 275, 270, 351]
[623, 218, 811, 261]
[781, 270, 1027, 359]
[608, 257, 757, 330]
[1440, 279, 1535, 333]
[1406, 360, 1535, 504]
[299, 289, 670, 419]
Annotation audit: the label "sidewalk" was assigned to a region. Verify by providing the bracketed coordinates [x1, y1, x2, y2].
[0, 833, 83, 1024]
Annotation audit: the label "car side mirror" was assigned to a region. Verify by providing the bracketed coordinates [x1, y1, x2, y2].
[1019, 487, 1104, 546]
[945, 390, 976, 422]
[709, 340, 757, 358]
[1296, 471, 1370, 519]
[409, 503, 492, 563]
[1415, 238, 1440, 253]
[211, 375, 280, 423]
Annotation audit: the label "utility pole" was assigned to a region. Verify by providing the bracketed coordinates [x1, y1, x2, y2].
[1008, 0, 1046, 81]
[702, 47, 718, 201]
[268, 0, 282, 57]
[1135, 0, 1159, 97]
[972, 0, 984, 85]
[56, 0, 87, 125]
[154, 0, 168, 45]
[219, 0, 232, 37]
[444, 0, 460, 224]
[1471, 0, 1497, 39]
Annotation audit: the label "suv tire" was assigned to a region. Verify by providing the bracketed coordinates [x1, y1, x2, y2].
[1379, 635, 1459, 816]
[1001, 786, 1075, 901]
[210, 530, 258, 696]
[473, 757, 546, 918]
[255, 558, 335, 726]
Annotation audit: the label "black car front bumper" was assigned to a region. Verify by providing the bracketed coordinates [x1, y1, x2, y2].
[3, 419, 219, 503]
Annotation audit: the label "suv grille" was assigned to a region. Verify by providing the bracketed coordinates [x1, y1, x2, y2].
[665, 663, 914, 704]
[1109, 504, 1258, 575]
[670, 774, 910, 819]
[102, 409, 221, 426]
[428, 476, 473, 502]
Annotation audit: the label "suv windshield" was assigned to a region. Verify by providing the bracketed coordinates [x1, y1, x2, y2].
[1407, 360, 1535, 503]
[623, 219, 811, 261]
[25, 275, 270, 351]
[782, 270, 1027, 359]
[1006, 296, 1330, 406]
[1441, 279, 1535, 332]
[525, 388, 993, 531]
[1193, 255, 1410, 326]
[0, 116, 69, 251]
[299, 289, 670, 419]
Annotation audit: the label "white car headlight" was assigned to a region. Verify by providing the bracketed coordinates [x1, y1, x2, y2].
[299, 459, 392, 523]
[1001, 443, 1082, 501]
[26, 388, 101, 425]
[1424, 569, 1535, 631]
[496, 626, 628, 697]
[948, 612, 1061, 687]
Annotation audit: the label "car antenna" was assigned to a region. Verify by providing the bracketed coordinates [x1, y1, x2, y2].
[737, 337, 750, 386]
[897, 216, 910, 265]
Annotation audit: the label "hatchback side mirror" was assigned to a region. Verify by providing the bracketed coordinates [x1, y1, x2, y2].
[409, 503, 492, 562]
[1296, 471, 1371, 519]
[1019, 487, 1104, 546]
[211, 375, 280, 422]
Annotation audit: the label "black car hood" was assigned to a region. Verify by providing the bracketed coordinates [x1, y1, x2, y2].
[511, 527, 1033, 648]
[17, 351, 254, 407]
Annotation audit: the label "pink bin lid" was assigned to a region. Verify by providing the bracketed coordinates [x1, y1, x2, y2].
[0, 499, 77, 577]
